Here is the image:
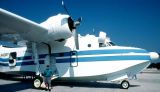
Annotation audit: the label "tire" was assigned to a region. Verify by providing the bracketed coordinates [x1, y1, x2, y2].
[121, 80, 130, 89]
[33, 76, 43, 89]
[156, 64, 160, 70]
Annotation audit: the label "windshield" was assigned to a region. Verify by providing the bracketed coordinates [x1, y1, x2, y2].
[99, 42, 116, 47]
[109, 42, 116, 46]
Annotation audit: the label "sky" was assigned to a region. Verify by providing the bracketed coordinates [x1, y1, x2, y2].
[0, 0, 160, 52]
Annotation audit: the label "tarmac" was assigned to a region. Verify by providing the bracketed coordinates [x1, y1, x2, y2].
[0, 68, 160, 92]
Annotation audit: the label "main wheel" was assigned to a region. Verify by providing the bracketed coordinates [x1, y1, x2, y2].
[121, 80, 130, 89]
[33, 76, 43, 89]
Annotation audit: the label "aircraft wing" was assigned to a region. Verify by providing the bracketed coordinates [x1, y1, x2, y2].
[0, 8, 49, 43]
[0, 8, 75, 43]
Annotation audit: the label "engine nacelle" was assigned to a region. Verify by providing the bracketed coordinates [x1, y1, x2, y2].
[40, 14, 74, 42]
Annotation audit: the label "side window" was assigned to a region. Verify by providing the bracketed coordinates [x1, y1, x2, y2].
[9, 52, 17, 67]
[99, 43, 106, 47]
[88, 44, 91, 48]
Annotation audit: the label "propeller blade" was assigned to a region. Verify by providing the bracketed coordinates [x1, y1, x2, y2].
[74, 17, 82, 27]
[61, 0, 81, 50]
[78, 17, 82, 22]
[72, 17, 82, 49]
[61, 0, 82, 28]
[72, 29, 79, 49]
[62, 0, 64, 5]
[62, 0, 70, 15]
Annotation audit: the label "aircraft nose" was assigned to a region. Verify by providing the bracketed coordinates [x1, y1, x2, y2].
[149, 52, 159, 60]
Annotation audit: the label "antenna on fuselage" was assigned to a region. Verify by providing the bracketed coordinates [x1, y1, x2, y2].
[61, 0, 82, 50]
[93, 28, 96, 35]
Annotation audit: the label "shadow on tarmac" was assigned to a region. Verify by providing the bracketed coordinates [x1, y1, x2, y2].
[0, 73, 33, 91]
[0, 73, 140, 91]
[141, 68, 160, 74]
[52, 81, 140, 89]
[0, 81, 32, 92]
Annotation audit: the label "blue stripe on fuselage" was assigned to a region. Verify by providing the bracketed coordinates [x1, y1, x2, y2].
[0, 63, 8, 66]
[0, 49, 147, 62]
[0, 58, 8, 62]
[15, 60, 45, 66]
[0, 60, 45, 66]
[78, 49, 147, 55]
[56, 55, 150, 63]
[78, 55, 150, 62]
[0, 49, 149, 66]
[39, 49, 147, 58]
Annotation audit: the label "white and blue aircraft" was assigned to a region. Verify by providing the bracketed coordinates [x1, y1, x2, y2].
[0, 7, 159, 89]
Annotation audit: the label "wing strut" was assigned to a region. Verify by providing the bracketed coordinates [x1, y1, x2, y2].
[32, 42, 40, 75]
[43, 43, 52, 66]
[43, 43, 59, 78]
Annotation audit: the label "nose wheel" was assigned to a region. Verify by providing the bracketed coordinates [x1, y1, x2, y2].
[121, 80, 130, 89]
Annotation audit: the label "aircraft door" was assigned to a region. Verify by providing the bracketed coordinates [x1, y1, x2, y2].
[70, 51, 78, 67]
[9, 52, 17, 67]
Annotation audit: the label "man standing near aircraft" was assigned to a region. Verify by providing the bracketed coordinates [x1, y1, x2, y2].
[43, 65, 53, 91]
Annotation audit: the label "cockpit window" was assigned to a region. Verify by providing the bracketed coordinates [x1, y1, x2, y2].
[99, 43, 106, 47]
[109, 42, 116, 46]
[99, 42, 116, 47]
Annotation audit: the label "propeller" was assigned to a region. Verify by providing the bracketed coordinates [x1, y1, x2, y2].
[61, 0, 82, 49]
[62, 0, 70, 15]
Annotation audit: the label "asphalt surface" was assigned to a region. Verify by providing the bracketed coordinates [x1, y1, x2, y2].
[0, 68, 160, 92]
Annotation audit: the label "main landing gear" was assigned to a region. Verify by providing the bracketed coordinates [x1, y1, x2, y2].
[33, 76, 43, 89]
[120, 80, 130, 89]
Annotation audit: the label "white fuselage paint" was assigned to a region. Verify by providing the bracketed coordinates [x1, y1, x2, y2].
[0, 34, 153, 82]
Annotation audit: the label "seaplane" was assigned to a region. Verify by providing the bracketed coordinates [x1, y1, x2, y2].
[0, 2, 159, 89]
